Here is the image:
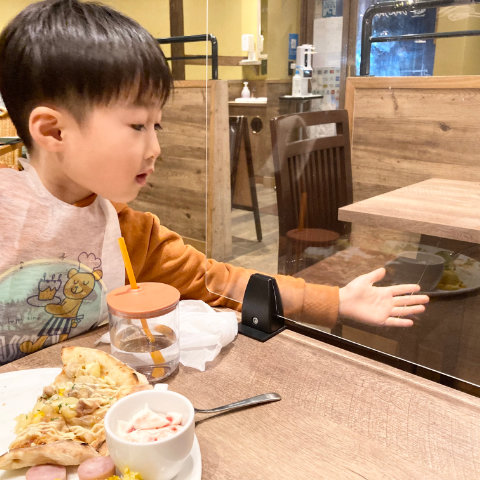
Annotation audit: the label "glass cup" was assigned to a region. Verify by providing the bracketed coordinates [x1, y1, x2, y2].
[106, 282, 180, 383]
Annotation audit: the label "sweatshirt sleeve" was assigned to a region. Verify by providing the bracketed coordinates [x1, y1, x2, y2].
[114, 202, 339, 328]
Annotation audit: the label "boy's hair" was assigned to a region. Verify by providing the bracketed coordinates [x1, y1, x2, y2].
[0, 0, 173, 149]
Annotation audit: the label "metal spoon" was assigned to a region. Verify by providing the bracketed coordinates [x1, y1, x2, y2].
[194, 392, 281, 415]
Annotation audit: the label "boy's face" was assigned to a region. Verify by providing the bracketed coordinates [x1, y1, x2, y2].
[55, 101, 163, 203]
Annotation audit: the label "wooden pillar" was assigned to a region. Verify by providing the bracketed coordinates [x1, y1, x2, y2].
[300, 0, 315, 45]
[169, 0, 186, 80]
[340, 0, 358, 108]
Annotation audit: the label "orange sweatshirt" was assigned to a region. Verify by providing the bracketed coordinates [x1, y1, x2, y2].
[115, 203, 339, 328]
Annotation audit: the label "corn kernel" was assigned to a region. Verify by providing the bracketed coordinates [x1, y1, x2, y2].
[32, 411, 45, 423]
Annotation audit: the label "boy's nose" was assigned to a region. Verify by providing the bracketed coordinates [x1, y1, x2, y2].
[148, 130, 161, 160]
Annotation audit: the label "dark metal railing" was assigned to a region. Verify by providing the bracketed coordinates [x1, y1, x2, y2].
[360, 0, 480, 76]
[157, 34, 218, 79]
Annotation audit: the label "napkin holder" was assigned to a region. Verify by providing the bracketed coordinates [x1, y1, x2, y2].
[239, 273, 285, 342]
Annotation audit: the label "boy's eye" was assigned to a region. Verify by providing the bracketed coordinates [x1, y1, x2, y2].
[131, 124, 145, 131]
[154, 123, 162, 131]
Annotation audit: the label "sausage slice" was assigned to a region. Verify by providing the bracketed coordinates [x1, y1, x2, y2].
[26, 464, 67, 480]
[77, 456, 116, 480]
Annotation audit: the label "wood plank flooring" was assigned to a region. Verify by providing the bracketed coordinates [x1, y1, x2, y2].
[228, 184, 279, 276]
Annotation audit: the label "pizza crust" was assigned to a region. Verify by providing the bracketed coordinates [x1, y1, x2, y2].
[0, 440, 99, 469]
[55, 346, 149, 386]
[0, 347, 152, 471]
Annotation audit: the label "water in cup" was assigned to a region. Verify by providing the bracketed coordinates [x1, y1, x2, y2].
[110, 320, 179, 379]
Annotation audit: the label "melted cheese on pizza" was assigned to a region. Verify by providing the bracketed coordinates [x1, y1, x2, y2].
[11, 360, 141, 450]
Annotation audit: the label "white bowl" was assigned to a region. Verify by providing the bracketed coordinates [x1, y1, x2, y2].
[104, 390, 195, 480]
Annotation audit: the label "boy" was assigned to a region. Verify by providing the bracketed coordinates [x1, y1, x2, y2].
[0, 0, 428, 364]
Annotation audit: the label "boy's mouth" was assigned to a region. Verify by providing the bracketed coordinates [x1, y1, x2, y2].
[135, 173, 149, 186]
[135, 168, 153, 186]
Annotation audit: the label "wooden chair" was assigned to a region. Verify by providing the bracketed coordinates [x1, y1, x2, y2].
[0, 108, 22, 170]
[270, 109, 353, 274]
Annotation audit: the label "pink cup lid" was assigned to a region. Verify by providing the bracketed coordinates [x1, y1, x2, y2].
[106, 282, 180, 318]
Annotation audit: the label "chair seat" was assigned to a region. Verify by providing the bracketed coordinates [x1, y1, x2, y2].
[286, 228, 340, 245]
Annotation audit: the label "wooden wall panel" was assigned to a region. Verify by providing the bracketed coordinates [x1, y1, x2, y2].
[345, 76, 480, 202]
[130, 80, 231, 260]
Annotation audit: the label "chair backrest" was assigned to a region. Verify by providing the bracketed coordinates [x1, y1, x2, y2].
[270, 109, 353, 239]
[0, 108, 22, 169]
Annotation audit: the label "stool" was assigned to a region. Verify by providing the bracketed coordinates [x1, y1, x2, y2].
[285, 228, 340, 274]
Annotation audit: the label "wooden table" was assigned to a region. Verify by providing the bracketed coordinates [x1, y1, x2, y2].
[339, 178, 480, 243]
[2, 323, 480, 479]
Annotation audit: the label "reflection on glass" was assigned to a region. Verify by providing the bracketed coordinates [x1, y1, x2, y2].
[356, 0, 437, 76]
[356, 1, 480, 76]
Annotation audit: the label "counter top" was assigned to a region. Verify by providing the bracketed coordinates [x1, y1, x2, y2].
[228, 99, 267, 106]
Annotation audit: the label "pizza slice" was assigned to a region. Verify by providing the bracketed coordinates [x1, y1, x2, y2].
[0, 346, 151, 470]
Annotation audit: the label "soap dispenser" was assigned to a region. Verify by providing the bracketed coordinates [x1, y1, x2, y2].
[292, 68, 302, 97]
[241, 81, 251, 98]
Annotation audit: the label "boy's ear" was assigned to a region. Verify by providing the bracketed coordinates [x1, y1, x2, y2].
[29, 106, 65, 152]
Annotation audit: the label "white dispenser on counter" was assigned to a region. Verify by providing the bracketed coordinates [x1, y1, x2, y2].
[241, 82, 251, 98]
[292, 44, 315, 96]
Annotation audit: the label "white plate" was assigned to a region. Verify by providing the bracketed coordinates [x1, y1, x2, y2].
[0, 369, 201, 480]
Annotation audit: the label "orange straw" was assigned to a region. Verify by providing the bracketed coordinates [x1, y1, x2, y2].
[118, 237, 138, 289]
[118, 237, 165, 378]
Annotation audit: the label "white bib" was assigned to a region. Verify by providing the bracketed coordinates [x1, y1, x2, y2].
[0, 162, 125, 363]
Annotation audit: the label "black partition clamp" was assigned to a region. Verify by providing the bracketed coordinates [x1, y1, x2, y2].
[239, 273, 286, 342]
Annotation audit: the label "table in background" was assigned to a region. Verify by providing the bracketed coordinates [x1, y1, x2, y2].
[1, 319, 480, 479]
[338, 177, 480, 243]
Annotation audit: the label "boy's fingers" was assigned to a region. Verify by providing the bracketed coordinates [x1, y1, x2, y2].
[393, 294, 430, 306]
[390, 284, 421, 295]
[391, 304, 426, 316]
[365, 267, 386, 283]
[384, 317, 414, 328]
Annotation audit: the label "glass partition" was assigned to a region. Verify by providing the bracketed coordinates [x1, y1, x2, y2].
[203, 0, 480, 394]
[129, 2, 211, 261]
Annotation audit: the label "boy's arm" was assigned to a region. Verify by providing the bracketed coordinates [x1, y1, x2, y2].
[113, 202, 339, 328]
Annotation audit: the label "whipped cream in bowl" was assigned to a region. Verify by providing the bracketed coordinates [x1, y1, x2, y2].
[117, 405, 184, 443]
[105, 390, 195, 480]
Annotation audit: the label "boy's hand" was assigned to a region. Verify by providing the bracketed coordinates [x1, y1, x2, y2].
[338, 267, 429, 327]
